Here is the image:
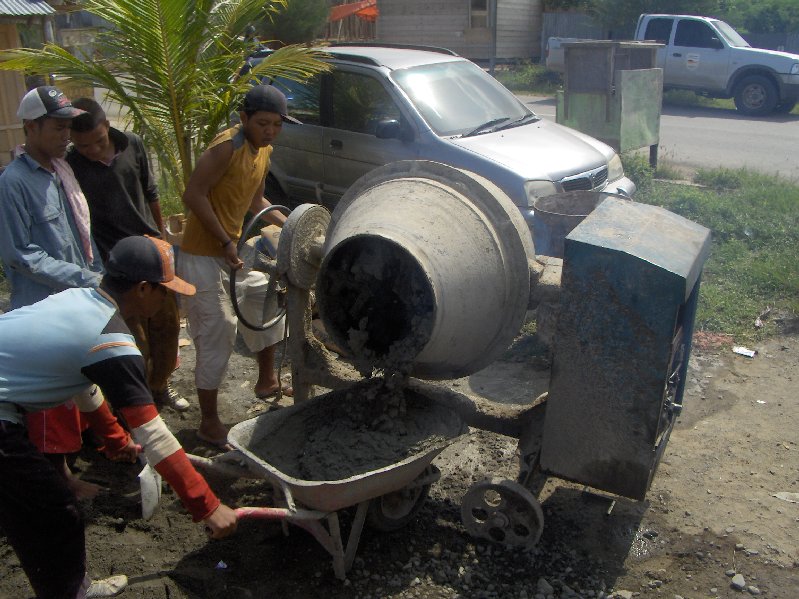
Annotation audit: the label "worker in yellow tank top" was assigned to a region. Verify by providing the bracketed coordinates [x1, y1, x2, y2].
[178, 85, 300, 448]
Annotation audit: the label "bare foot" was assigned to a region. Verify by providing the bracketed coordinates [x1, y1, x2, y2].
[197, 421, 233, 451]
[67, 474, 106, 500]
[254, 381, 293, 399]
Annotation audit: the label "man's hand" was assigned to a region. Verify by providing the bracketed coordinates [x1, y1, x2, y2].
[204, 503, 238, 539]
[224, 241, 244, 270]
[105, 437, 142, 463]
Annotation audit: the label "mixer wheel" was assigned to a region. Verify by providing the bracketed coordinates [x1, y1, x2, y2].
[461, 478, 544, 548]
[367, 483, 431, 532]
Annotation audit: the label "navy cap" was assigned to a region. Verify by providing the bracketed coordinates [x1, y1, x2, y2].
[106, 236, 195, 296]
[241, 85, 301, 124]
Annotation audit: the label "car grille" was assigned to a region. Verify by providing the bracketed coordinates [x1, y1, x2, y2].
[560, 166, 608, 192]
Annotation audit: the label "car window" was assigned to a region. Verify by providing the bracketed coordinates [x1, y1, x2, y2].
[714, 20, 750, 48]
[330, 71, 402, 134]
[393, 60, 528, 137]
[271, 76, 322, 125]
[644, 18, 673, 44]
[674, 21, 719, 48]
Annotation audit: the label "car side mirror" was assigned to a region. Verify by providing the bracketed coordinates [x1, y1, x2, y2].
[375, 119, 402, 139]
[710, 37, 724, 50]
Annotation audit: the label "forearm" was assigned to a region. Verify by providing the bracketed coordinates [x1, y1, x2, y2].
[5, 245, 102, 290]
[121, 404, 220, 521]
[74, 388, 130, 453]
[0, 201, 101, 290]
[250, 189, 287, 227]
[148, 201, 166, 239]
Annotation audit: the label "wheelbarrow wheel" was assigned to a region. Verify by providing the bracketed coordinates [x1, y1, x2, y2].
[366, 483, 431, 532]
[461, 478, 544, 547]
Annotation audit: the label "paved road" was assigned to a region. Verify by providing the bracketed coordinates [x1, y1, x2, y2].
[518, 95, 799, 181]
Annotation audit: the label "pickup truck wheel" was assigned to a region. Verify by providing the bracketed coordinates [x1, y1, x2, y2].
[734, 75, 778, 116]
[773, 99, 797, 114]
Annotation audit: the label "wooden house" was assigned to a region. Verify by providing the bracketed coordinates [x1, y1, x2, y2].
[0, 0, 57, 167]
[376, 0, 542, 62]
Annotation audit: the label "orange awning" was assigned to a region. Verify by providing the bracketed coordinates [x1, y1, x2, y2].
[355, 5, 378, 22]
[329, 0, 377, 23]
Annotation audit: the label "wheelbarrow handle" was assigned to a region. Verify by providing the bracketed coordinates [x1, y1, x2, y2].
[235, 506, 289, 519]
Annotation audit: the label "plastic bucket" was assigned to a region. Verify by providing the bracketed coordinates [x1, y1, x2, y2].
[532, 191, 624, 258]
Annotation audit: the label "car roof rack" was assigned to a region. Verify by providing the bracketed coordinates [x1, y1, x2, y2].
[328, 42, 460, 57]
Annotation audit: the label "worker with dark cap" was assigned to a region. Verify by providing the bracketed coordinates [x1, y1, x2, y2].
[0, 235, 238, 599]
[178, 85, 300, 449]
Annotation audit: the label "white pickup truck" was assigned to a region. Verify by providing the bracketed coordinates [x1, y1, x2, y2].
[546, 14, 799, 116]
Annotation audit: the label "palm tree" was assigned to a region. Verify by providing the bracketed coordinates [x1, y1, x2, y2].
[0, 0, 329, 194]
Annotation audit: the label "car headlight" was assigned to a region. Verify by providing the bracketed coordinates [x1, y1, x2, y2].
[791, 63, 799, 75]
[524, 180, 558, 208]
[607, 153, 624, 182]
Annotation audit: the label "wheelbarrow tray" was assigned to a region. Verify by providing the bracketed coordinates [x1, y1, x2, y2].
[227, 388, 467, 513]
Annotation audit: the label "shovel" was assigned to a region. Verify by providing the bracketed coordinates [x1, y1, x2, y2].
[137, 457, 162, 520]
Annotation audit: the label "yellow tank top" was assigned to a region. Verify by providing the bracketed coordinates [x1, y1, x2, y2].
[181, 125, 272, 256]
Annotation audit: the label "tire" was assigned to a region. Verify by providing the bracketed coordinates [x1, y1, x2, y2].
[733, 75, 778, 116]
[366, 483, 431, 532]
[264, 174, 301, 210]
[773, 99, 797, 114]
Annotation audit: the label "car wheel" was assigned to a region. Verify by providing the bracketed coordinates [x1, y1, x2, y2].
[773, 99, 797, 114]
[733, 75, 778, 116]
[264, 174, 300, 210]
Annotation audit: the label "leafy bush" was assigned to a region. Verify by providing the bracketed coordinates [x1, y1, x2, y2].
[621, 151, 654, 190]
[494, 62, 562, 94]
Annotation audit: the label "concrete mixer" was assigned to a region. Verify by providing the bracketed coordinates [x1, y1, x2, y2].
[190, 160, 711, 578]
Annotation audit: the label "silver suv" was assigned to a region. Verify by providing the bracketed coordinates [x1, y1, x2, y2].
[258, 44, 636, 234]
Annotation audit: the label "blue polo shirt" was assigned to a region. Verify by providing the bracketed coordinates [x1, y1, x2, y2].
[0, 153, 102, 309]
[0, 287, 152, 425]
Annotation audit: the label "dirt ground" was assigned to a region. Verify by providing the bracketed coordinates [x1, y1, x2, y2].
[1, 318, 797, 599]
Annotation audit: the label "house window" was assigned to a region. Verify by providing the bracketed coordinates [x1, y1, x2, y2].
[470, 0, 488, 29]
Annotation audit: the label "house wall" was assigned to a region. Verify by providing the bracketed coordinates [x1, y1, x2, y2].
[377, 0, 471, 56]
[377, 0, 542, 61]
[0, 22, 26, 167]
[497, 0, 541, 61]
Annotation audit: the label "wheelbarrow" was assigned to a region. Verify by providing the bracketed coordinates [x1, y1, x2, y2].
[183, 383, 468, 579]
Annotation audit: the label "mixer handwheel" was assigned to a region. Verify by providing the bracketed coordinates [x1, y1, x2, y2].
[461, 478, 544, 547]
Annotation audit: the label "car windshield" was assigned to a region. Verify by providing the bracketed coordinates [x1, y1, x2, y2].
[392, 60, 532, 136]
[714, 20, 750, 48]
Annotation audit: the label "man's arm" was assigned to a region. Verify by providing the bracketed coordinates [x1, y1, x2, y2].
[0, 183, 102, 292]
[134, 135, 166, 238]
[249, 175, 287, 227]
[81, 352, 238, 537]
[148, 201, 166, 239]
[182, 141, 243, 268]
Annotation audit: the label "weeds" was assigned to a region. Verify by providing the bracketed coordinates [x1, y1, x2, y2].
[493, 62, 562, 95]
[636, 170, 799, 340]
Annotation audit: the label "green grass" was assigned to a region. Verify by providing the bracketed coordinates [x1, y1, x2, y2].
[493, 62, 563, 95]
[635, 170, 799, 340]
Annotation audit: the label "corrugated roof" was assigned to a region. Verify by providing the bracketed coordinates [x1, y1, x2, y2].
[0, 0, 55, 16]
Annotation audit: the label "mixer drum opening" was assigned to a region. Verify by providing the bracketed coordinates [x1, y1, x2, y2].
[318, 235, 435, 375]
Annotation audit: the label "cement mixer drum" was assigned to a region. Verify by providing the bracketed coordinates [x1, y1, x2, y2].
[316, 160, 535, 380]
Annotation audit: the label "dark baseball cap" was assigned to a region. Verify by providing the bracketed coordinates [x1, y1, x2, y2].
[17, 86, 86, 120]
[241, 85, 301, 124]
[105, 236, 195, 296]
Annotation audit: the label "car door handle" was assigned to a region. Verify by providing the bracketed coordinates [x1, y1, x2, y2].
[672, 52, 682, 57]
[330, 139, 343, 150]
